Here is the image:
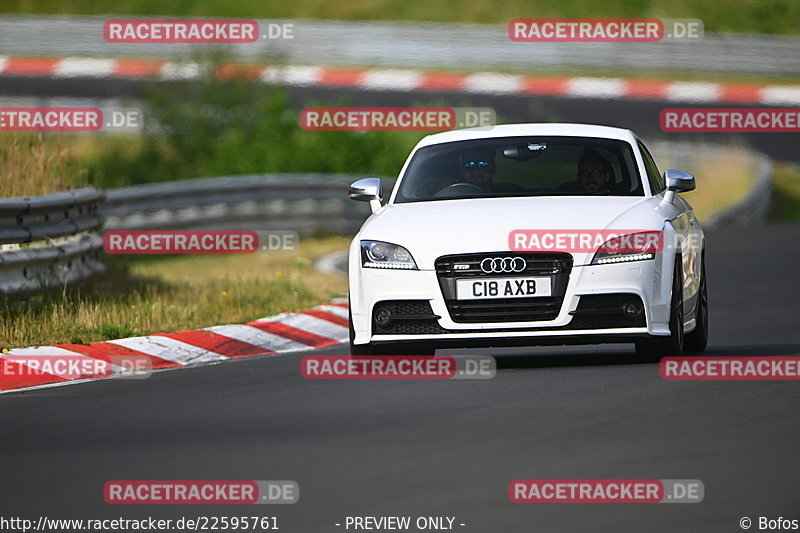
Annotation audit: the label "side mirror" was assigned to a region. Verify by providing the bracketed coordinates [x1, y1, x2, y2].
[349, 178, 383, 213]
[664, 169, 696, 193]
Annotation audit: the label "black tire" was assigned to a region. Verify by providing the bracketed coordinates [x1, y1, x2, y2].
[685, 253, 708, 353]
[635, 258, 685, 361]
[348, 298, 434, 355]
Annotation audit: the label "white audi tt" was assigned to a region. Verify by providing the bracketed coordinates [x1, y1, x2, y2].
[347, 123, 707, 359]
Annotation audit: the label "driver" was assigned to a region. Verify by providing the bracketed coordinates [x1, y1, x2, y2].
[459, 148, 496, 191]
[577, 152, 614, 192]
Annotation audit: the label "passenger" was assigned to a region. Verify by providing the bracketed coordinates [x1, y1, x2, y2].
[577, 152, 614, 192]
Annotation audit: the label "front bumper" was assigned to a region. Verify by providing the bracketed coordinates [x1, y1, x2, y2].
[350, 248, 673, 346]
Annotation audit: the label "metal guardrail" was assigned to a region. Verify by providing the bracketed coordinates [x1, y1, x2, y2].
[648, 140, 774, 229]
[0, 186, 105, 297]
[705, 155, 773, 228]
[0, 234, 104, 298]
[0, 186, 104, 244]
[0, 151, 772, 297]
[102, 173, 392, 236]
[103, 152, 773, 235]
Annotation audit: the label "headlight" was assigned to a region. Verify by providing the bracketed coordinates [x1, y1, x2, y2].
[590, 231, 662, 265]
[360, 241, 418, 270]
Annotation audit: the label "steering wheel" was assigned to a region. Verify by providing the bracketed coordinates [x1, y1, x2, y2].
[434, 182, 486, 197]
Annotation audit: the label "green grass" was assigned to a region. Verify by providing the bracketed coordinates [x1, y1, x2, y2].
[0, 236, 349, 348]
[769, 163, 800, 220]
[0, 68, 427, 192]
[4, 0, 800, 36]
[69, 72, 426, 189]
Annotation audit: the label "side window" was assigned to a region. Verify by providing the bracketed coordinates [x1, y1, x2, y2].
[638, 142, 665, 194]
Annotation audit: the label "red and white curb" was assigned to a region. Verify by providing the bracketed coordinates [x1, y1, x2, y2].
[1, 55, 800, 104]
[0, 299, 349, 394]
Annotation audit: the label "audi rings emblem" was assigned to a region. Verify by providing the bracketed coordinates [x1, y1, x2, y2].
[480, 257, 526, 274]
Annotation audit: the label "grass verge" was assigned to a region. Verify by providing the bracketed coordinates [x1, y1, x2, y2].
[652, 144, 756, 222]
[0, 134, 87, 197]
[770, 163, 800, 220]
[67, 77, 425, 189]
[0, 236, 349, 348]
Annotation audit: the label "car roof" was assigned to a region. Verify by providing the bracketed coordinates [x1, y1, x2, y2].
[416, 123, 637, 148]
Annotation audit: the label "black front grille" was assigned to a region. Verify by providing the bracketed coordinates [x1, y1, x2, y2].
[375, 301, 432, 316]
[369, 294, 646, 336]
[569, 293, 646, 329]
[435, 252, 572, 323]
[372, 300, 447, 335]
[436, 252, 572, 278]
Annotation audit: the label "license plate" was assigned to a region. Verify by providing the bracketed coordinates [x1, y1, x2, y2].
[455, 277, 552, 300]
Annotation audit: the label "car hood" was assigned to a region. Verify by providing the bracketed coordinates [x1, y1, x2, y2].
[359, 196, 663, 268]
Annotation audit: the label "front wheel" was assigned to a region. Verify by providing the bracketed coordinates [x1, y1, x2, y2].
[635, 258, 685, 361]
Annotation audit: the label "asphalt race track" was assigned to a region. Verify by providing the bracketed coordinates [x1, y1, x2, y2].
[1, 223, 798, 532]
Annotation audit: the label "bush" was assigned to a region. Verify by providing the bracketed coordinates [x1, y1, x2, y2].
[86, 60, 425, 188]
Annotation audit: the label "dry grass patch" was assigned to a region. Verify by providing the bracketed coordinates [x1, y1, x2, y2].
[0, 134, 87, 197]
[0, 236, 349, 348]
[651, 143, 757, 222]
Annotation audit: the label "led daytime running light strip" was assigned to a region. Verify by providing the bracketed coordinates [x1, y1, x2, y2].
[363, 262, 416, 269]
[595, 253, 654, 264]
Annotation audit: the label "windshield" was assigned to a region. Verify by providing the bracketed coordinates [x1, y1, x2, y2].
[394, 136, 643, 203]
